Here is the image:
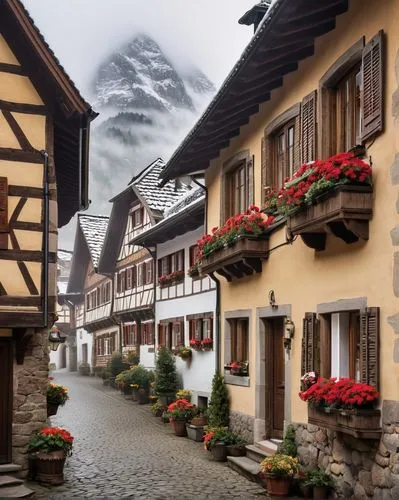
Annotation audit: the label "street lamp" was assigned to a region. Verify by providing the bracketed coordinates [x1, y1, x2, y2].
[48, 326, 66, 352]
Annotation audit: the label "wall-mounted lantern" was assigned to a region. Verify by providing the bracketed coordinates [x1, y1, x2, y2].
[48, 326, 66, 352]
[283, 318, 295, 353]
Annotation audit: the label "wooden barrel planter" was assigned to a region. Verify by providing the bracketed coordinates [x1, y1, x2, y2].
[33, 451, 66, 485]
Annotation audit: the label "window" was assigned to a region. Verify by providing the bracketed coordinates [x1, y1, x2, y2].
[126, 268, 132, 290]
[137, 264, 144, 287]
[189, 245, 200, 267]
[158, 319, 183, 349]
[145, 261, 153, 285]
[142, 322, 154, 345]
[189, 316, 213, 341]
[97, 333, 116, 356]
[122, 324, 137, 346]
[132, 206, 145, 228]
[223, 152, 254, 220]
[172, 321, 184, 347]
[117, 271, 126, 294]
[320, 33, 384, 157]
[301, 307, 379, 388]
[158, 251, 184, 277]
[158, 323, 172, 350]
[273, 120, 297, 188]
[229, 318, 249, 363]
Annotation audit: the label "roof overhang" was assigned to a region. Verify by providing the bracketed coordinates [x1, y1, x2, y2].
[130, 197, 205, 248]
[161, 0, 348, 184]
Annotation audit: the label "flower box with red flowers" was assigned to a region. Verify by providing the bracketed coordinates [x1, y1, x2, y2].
[158, 270, 185, 288]
[226, 361, 249, 377]
[197, 206, 274, 281]
[201, 338, 213, 351]
[264, 151, 373, 251]
[190, 338, 202, 351]
[299, 377, 381, 439]
[187, 264, 200, 278]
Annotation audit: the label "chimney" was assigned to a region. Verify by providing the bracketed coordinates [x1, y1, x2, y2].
[238, 0, 272, 34]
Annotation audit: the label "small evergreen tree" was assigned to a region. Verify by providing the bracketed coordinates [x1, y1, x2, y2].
[108, 352, 129, 378]
[154, 346, 178, 394]
[208, 372, 230, 428]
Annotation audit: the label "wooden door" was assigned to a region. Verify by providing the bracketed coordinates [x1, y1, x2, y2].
[0, 339, 12, 464]
[272, 318, 285, 438]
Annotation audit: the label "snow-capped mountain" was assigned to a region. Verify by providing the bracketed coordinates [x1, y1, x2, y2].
[60, 33, 215, 249]
[94, 34, 214, 112]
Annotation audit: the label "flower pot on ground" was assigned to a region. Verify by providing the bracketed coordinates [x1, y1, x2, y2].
[191, 416, 207, 427]
[313, 486, 329, 500]
[203, 429, 238, 462]
[303, 468, 334, 500]
[78, 362, 90, 376]
[27, 427, 73, 485]
[172, 419, 187, 437]
[226, 444, 246, 457]
[138, 388, 149, 404]
[151, 402, 165, 417]
[211, 443, 228, 462]
[259, 454, 299, 497]
[186, 424, 204, 442]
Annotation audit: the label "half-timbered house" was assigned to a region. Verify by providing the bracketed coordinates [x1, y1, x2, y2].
[67, 214, 115, 371]
[0, 0, 96, 473]
[98, 158, 187, 368]
[161, 0, 399, 495]
[132, 187, 217, 405]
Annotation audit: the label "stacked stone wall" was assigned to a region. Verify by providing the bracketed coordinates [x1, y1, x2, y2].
[229, 410, 254, 443]
[294, 400, 399, 499]
[12, 329, 49, 475]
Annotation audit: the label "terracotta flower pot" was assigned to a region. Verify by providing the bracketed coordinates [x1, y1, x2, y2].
[173, 419, 187, 437]
[265, 475, 291, 497]
[33, 450, 66, 485]
[191, 416, 207, 426]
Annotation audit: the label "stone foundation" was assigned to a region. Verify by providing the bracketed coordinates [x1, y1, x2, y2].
[229, 410, 254, 443]
[294, 400, 399, 499]
[12, 329, 49, 475]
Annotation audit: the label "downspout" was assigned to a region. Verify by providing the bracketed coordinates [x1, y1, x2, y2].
[190, 177, 221, 374]
[41, 150, 50, 328]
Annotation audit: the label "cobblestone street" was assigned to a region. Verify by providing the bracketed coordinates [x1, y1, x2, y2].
[29, 373, 266, 499]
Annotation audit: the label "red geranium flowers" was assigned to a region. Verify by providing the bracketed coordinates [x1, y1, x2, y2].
[299, 377, 379, 410]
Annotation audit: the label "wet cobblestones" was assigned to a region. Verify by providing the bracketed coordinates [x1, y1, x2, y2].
[28, 373, 266, 499]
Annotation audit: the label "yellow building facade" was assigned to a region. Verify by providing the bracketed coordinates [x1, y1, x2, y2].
[162, 0, 399, 496]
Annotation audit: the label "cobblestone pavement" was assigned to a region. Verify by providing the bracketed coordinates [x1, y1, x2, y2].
[28, 372, 267, 499]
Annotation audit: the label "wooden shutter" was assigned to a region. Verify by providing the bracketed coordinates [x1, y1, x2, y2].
[361, 31, 384, 142]
[360, 307, 379, 389]
[132, 266, 137, 288]
[0, 177, 8, 250]
[126, 268, 132, 290]
[158, 259, 162, 278]
[246, 155, 254, 207]
[301, 313, 320, 375]
[301, 91, 317, 164]
[293, 115, 301, 171]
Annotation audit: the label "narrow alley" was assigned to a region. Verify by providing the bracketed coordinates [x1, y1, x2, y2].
[29, 373, 266, 499]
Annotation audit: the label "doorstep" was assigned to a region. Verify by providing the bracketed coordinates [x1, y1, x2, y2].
[227, 456, 261, 483]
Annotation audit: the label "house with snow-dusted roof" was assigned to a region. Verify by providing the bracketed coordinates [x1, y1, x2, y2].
[98, 158, 189, 369]
[67, 214, 116, 371]
[131, 184, 217, 406]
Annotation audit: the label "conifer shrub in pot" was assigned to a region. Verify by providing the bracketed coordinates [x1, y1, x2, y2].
[207, 372, 230, 428]
[304, 468, 334, 500]
[155, 346, 178, 406]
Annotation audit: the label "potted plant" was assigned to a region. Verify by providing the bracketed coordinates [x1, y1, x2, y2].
[187, 263, 199, 278]
[207, 373, 230, 428]
[155, 346, 178, 406]
[151, 401, 165, 417]
[28, 427, 73, 485]
[189, 338, 202, 351]
[175, 346, 192, 361]
[225, 431, 247, 457]
[259, 454, 299, 497]
[203, 428, 234, 462]
[166, 399, 196, 437]
[175, 389, 191, 402]
[228, 361, 249, 376]
[47, 383, 69, 417]
[304, 468, 334, 500]
[191, 407, 207, 427]
[129, 365, 151, 404]
[130, 384, 140, 401]
[201, 338, 213, 351]
[158, 270, 185, 288]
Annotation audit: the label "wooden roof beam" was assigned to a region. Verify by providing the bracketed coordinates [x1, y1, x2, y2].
[271, 19, 336, 39]
[247, 42, 314, 69]
[238, 62, 298, 85]
[230, 76, 283, 97]
[282, 0, 347, 24]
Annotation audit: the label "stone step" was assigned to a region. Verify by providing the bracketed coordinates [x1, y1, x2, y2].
[245, 444, 273, 463]
[0, 484, 35, 498]
[0, 464, 22, 475]
[0, 476, 24, 487]
[227, 456, 261, 483]
[256, 439, 280, 455]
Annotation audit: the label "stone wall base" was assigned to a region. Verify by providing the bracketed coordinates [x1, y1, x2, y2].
[294, 400, 399, 499]
[229, 410, 254, 443]
[12, 329, 49, 476]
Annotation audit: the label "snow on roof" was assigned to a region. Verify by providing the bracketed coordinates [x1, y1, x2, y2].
[58, 249, 73, 262]
[78, 214, 109, 269]
[131, 158, 188, 213]
[164, 185, 204, 217]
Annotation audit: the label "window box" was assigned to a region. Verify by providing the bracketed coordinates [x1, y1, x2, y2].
[308, 406, 381, 439]
[200, 235, 269, 281]
[288, 185, 373, 251]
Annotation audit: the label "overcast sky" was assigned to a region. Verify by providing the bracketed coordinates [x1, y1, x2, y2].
[23, 0, 258, 96]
